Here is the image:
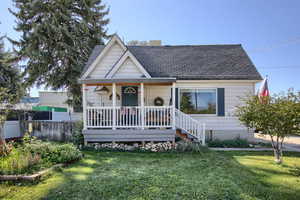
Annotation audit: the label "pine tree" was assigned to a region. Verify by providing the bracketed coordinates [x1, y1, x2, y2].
[9, 0, 109, 107]
[0, 36, 23, 145]
[180, 94, 194, 114]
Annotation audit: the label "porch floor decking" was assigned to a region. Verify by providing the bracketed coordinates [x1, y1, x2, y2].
[83, 129, 175, 143]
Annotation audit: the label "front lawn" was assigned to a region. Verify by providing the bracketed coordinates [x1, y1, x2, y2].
[1, 150, 300, 200]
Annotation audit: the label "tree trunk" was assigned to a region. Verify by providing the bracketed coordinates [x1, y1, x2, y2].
[0, 123, 5, 144]
[270, 135, 283, 164]
[274, 148, 282, 164]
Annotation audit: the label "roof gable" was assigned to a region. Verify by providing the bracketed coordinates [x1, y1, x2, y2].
[105, 50, 151, 78]
[81, 34, 127, 79]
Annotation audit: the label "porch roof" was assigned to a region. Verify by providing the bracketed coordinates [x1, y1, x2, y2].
[78, 78, 176, 84]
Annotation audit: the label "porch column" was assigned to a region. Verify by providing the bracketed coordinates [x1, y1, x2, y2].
[82, 84, 87, 130]
[141, 83, 145, 129]
[172, 82, 176, 130]
[112, 83, 116, 130]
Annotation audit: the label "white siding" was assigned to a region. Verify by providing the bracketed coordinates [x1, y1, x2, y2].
[85, 81, 256, 133]
[86, 85, 172, 107]
[39, 91, 69, 108]
[176, 81, 255, 131]
[144, 85, 171, 106]
[86, 85, 121, 107]
[113, 58, 144, 78]
[89, 42, 125, 79]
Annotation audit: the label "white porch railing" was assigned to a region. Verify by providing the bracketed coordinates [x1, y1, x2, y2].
[86, 106, 206, 145]
[175, 108, 206, 145]
[86, 106, 173, 129]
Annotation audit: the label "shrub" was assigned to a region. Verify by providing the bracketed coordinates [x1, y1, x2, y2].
[0, 141, 13, 157]
[236, 89, 300, 164]
[0, 149, 41, 175]
[22, 132, 37, 144]
[71, 121, 84, 146]
[207, 138, 250, 148]
[24, 141, 83, 164]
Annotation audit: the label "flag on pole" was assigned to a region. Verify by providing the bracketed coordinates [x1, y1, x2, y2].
[258, 77, 270, 100]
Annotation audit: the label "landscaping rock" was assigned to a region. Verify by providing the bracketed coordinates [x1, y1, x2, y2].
[88, 142, 177, 152]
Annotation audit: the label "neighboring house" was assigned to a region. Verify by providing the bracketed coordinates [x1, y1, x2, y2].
[17, 96, 40, 110]
[79, 34, 262, 144]
[38, 91, 82, 121]
[39, 91, 69, 109]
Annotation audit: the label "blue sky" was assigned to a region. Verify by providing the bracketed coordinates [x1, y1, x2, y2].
[1, 0, 299, 96]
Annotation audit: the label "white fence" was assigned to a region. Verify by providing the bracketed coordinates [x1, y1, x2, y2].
[52, 111, 71, 121]
[4, 121, 21, 139]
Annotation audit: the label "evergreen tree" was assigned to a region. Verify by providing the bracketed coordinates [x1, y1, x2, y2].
[180, 94, 194, 114]
[9, 0, 109, 107]
[0, 36, 23, 146]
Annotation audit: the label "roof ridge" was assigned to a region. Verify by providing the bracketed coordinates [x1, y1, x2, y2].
[127, 44, 242, 47]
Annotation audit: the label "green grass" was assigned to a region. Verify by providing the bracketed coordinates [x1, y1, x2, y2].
[1, 150, 300, 200]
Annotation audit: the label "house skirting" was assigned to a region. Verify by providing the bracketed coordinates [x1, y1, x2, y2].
[83, 129, 175, 143]
[205, 129, 255, 141]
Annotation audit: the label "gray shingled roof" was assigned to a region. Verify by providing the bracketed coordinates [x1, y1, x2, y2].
[82, 44, 262, 80]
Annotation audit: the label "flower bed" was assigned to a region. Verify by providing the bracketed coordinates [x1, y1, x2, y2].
[87, 142, 176, 152]
[86, 141, 208, 153]
[0, 136, 82, 176]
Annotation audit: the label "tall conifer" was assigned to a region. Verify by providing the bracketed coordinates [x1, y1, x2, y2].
[9, 0, 109, 107]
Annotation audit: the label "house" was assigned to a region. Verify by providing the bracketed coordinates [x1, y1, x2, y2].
[79, 34, 262, 145]
[37, 91, 82, 121]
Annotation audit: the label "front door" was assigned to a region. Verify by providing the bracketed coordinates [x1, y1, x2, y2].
[122, 86, 138, 106]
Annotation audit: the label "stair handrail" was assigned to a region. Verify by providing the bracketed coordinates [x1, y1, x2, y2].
[174, 108, 206, 145]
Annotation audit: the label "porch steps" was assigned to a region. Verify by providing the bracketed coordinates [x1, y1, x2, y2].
[175, 108, 206, 145]
[176, 129, 200, 142]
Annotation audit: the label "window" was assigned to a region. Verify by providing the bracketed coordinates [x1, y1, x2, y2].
[124, 87, 137, 94]
[180, 89, 217, 114]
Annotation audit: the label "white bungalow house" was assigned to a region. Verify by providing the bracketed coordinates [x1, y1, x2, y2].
[79, 34, 262, 145]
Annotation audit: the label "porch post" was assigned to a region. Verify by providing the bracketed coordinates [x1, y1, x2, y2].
[82, 84, 87, 130]
[141, 82, 145, 129]
[172, 82, 176, 130]
[112, 83, 116, 130]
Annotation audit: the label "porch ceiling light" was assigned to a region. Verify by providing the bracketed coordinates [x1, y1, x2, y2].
[94, 86, 110, 94]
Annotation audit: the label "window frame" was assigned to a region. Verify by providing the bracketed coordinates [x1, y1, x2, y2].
[178, 87, 218, 116]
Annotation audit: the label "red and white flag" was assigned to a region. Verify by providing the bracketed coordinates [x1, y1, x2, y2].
[258, 77, 270, 98]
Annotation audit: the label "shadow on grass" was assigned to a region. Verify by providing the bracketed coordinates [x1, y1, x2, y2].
[2, 150, 300, 200]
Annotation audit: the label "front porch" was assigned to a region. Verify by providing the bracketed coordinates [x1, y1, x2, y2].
[81, 79, 178, 143]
